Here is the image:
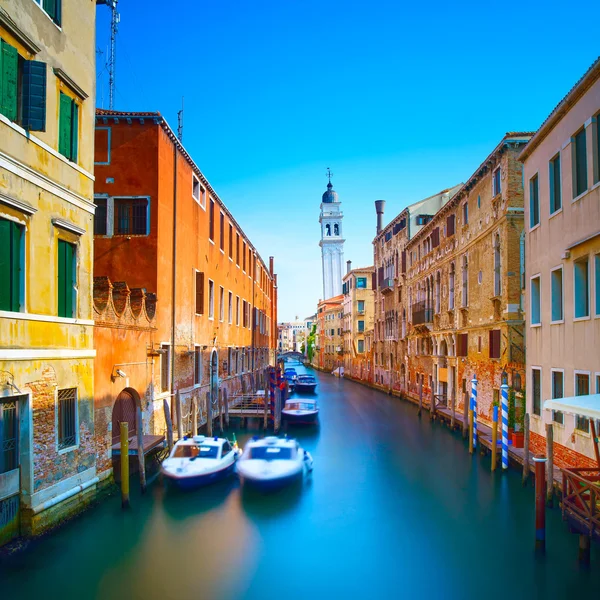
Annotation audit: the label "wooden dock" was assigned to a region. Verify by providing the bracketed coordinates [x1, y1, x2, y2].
[111, 434, 165, 456]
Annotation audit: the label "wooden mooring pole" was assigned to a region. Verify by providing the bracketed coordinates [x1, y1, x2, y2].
[522, 413, 530, 486]
[491, 405, 498, 472]
[418, 376, 423, 417]
[224, 389, 229, 428]
[533, 455, 547, 553]
[219, 390, 224, 432]
[578, 534, 591, 566]
[207, 392, 213, 437]
[192, 397, 198, 436]
[450, 391, 456, 430]
[175, 390, 183, 441]
[469, 403, 474, 455]
[546, 423, 554, 507]
[163, 397, 173, 452]
[462, 391, 468, 440]
[120, 422, 130, 509]
[136, 405, 146, 494]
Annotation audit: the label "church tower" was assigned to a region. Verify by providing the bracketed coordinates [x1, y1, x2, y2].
[319, 170, 345, 299]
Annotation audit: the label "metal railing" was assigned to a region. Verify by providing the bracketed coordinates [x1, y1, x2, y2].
[411, 302, 433, 325]
[562, 468, 600, 538]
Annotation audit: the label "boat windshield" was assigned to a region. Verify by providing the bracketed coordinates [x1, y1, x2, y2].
[172, 444, 219, 459]
[250, 446, 293, 460]
[285, 402, 316, 411]
[297, 377, 315, 383]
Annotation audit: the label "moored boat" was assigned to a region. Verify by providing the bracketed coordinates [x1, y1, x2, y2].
[295, 374, 317, 393]
[161, 435, 240, 490]
[282, 399, 319, 425]
[284, 368, 298, 391]
[236, 436, 313, 491]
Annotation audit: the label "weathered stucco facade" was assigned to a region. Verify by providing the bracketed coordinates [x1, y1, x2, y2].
[521, 58, 600, 468]
[0, 0, 97, 544]
[313, 296, 343, 371]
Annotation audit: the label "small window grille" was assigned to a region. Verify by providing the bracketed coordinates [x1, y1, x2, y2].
[58, 388, 77, 449]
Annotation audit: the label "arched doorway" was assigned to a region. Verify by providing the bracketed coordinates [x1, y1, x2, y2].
[112, 388, 139, 443]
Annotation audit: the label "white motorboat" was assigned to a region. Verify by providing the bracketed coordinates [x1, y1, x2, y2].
[282, 399, 319, 425]
[295, 374, 317, 393]
[236, 436, 313, 491]
[162, 435, 240, 490]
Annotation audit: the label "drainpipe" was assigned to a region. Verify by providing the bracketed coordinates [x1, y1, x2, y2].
[170, 142, 178, 421]
[32, 477, 99, 514]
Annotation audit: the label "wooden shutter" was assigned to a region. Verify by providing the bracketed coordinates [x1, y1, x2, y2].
[0, 219, 21, 311]
[378, 266, 384, 285]
[575, 129, 587, 196]
[43, 0, 61, 25]
[446, 215, 455, 236]
[71, 100, 79, 162]
[1, 41, 18, 122]
[58, 240, 74, 317]
[401, 250, 406, 274]
[195, 271, 204, 314]
[432, 227, 440, 248]
[371, 272, 376, 290]
[489, 330, 501, 359]
[22, 60, 47, 131]
[457, 333, 468, 357]
[59, 93, 72, 158]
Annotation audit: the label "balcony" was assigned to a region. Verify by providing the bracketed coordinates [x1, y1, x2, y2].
[381, 278, 394, 294]
[411, 302, 433, 325]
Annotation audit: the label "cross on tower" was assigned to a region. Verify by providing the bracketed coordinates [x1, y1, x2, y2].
[326, 167, 333, 184]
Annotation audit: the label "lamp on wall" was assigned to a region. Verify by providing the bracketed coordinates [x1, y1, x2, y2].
[501, 370, 508, 386]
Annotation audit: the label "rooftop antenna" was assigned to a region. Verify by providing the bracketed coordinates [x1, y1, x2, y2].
[177, 97, 184, 142]
[97, 0, 120, 110]
[326, 167, 333, 184]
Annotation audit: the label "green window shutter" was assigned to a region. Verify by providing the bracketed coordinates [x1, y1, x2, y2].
[1, 40, 19, 122]
[71, 100, 79, 162]
[0, 219, 22, 311]
[22, 60, 47, 131]
[575, 129, 587, 196]
[43, 0, 61, 26]
[59, 92, 72, 158]
[58, 240, 74, 317]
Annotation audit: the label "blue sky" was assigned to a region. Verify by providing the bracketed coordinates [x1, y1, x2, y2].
[96, 0, 599, 321]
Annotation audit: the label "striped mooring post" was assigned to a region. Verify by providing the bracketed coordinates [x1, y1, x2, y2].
[471, 375, 478, 451]
[501, 383, 509, 470]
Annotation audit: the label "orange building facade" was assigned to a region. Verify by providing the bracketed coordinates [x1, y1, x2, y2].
[92, 110, 277, 470]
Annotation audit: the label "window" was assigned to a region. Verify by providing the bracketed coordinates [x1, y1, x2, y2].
[242, 300, 248, 327]
[236, 233, 240, 265]
[94, 198, 107, 235]
[532, 368, 541, 416]
[552, 370, 564, 424]
[574, 258, 589, 318]
[493, 168, 501, 196]
[549, 154, 561, 214]
[462, 202, 468, 225]
[209, 198, 215, 241]
[529, 174, 539, 228]
[358, 340, 365, 353]
[34, 0, 62, 25]
[194, 347, 202, 386]
[477, 196, 481, 209]
[457, 333, 468, 357]
[228, 224, 233, 258]
[489, 330, 501, 359]
[243, 242, 247, 271]
[0, 218, 22, 312]
[219, 212, 224, 251]
[0, 397, 19, 473]
[478, 336, 482, 352]
[357, 300, 365, 313]
[114, 198, 148, 235]
[57, 388, 77, 450]
[208, 280, 214, 319]
[444, 262, 454, 311]
[58, 92, 78, 162]
[595, 255, 600, 317]
[57, 239, 74, 318]
[228, 291, 233, 324]
[358, 320, 365, 333]
[461, 255, 468, 307]
[160, 344, 170, 392]
[195, 271, 204, 315]
[446, 214, 455, 236]
[596, 116, 600, 185]
[356, 277, 367, 289]
[493, 234, 501, 296]
[236, 296, 240, 326]
[192, 174, 201, 203]
[219, 286, 224, 321]
[573, 128, 587, 198]
[575, 373, 590, 432]
[550, 268, 563, 322]
[530, 276, 541, 325]
[199, 184, 206, 208]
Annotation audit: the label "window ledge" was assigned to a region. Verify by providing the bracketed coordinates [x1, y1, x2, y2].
[208, 239, 215, 245]
[529, 223, 541, 233]
[0, 310, 93, 326]
[549, 208, 563, 220]
[58, 444, 78, 455]
[53, 68, 88, 100]
[573, 316, 591, 322]
[0, 8, 42, 53]
[530, 323, 542, 328]
[550, 319, 564, 325]
[572, 189, 590, 204]
[575, 429, 591, 439]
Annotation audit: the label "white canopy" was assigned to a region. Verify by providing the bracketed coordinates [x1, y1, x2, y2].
[543, 394, 600, 420]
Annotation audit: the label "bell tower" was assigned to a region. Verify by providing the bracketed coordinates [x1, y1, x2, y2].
[319, 169, 345, 299]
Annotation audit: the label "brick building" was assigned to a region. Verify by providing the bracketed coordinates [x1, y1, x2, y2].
[93, 110, 278, 458]
[342, 263, 375, 382]
[0, 0, 97, 544]
[520, 58, 600, 468]
[404, 133, 532, 427]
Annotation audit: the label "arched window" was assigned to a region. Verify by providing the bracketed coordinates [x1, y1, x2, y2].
[494, 233, 501, 296]
[334, 223, 339, 236]
[449, 263, 455, 310]
[325, 224, 331, 236]
[462, 255, 469, 307]
[435, 271, 441, 314]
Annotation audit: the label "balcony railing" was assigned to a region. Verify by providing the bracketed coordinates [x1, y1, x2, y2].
[381, 278, 394, 294]
[412, 302, 433, 325]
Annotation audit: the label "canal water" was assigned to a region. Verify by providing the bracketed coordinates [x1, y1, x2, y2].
[1, 366, 597, 599]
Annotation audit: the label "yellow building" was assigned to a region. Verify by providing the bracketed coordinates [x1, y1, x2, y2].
[0, 1, 96, 544]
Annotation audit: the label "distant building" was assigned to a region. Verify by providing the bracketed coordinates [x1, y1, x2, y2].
[342, 262, 375, 382]
[278, 321, 304, 353]
[314, 296, 344, 371]
[319, 174, 345, 299]
[520, 58, 600, 468]
[0, 0, 97, 544]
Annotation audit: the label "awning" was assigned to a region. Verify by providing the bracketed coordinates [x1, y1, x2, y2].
[543, 394, 600, 420]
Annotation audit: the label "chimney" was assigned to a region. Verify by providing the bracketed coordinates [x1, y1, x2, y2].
[269, 256, 274, 276]
[375, 200, 386, 234]
[346, 260, 352, 275]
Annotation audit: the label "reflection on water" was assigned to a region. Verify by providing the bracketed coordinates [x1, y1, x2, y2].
[1, 362, 598, 599]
